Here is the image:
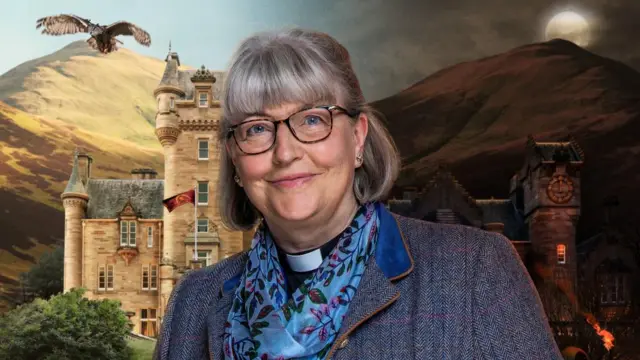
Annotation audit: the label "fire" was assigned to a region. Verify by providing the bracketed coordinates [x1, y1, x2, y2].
[584, 313, 615, 351]
[530, 253, 617, 352]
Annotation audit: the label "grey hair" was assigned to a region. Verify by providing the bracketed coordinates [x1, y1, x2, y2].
[216, 28, 401, 231]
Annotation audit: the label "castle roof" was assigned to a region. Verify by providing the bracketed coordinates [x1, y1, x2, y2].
[526, 134, 585, 162]
[85, 179, 164, 219]
[63, 150, 87, 195]
[391, 166, 528, 240]
[157, 50, 225, 101]
[475, 199, 527, 240]
[159, 52, 182, 88]
[422, 166, 479, 209]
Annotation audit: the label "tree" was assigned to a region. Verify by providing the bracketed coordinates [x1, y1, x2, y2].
[0, 288, 134, 360]
[19, 246, 63, 302]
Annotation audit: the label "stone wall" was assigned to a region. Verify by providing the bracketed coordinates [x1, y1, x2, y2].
[82, 219, 161, 334]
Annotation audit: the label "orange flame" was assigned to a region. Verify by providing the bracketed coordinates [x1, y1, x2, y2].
[531, 253, 616, 351]
[584, 313, 615, 350]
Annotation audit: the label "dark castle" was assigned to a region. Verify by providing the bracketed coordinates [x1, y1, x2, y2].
[387, 135, 638, 353]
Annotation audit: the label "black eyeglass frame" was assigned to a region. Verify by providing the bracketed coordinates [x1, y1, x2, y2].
[226, 105, 360, 155]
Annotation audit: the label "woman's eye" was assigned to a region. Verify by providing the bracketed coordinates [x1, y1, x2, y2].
[304, 116, 321, 125]
[246, 124, 265, 135]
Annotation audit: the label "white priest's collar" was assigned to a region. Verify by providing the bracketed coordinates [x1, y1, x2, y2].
[285, 249, 323, 272]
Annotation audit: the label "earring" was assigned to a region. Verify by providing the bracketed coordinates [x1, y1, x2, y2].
[356, 152, 364, 165]
[233, 174, 241, 184]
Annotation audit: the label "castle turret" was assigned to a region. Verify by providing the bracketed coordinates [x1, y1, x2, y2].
[61, 149, 89, 292]
[154, 47, 185, 314]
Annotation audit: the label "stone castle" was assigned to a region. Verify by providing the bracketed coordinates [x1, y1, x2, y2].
[60, 50, 250, 336]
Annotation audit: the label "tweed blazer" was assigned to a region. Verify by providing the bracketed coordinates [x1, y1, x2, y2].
[153, 205, 563, 359]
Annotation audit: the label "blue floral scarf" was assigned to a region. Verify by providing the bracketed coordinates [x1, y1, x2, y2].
[223, 202, 380, 360]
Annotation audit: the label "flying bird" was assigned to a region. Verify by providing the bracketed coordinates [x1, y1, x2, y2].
[35, 14, 151, 54]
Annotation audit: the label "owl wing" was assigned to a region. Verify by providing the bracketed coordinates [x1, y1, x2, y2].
[106, 21, 151, 46]
[35, 14, 91, 35]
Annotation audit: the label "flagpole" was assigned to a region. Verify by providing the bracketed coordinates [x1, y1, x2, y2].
[194, 182, 198, 262]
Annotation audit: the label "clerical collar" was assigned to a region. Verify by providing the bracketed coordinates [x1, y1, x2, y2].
[277, 235, 341, 273]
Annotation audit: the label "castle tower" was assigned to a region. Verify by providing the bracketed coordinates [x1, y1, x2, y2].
[522, 135, 584, 322]
[154, 47, 250, 320]
[154, 49, 185, 308]
[61, 149, 90, 292]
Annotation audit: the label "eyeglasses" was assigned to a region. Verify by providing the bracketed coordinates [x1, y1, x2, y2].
[226, 105, 359, 155]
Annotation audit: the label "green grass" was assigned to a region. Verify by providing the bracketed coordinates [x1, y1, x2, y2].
[128, 338, 156, 360]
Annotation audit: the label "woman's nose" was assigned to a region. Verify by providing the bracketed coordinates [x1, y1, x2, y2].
[272, 121, 303, 165]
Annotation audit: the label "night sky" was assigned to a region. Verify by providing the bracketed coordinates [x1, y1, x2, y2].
[328, 0, 640, 100]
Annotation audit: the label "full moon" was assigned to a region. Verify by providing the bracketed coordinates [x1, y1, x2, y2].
[545, 11, 591, 47]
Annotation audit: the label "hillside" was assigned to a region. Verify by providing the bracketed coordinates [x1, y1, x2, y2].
[371, 39, 640, 240]
[0, 41, 167, 149]
[0, 41, 172, 309]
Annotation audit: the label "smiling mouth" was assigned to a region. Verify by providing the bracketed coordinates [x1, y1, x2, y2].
[268, 174, 317, 189]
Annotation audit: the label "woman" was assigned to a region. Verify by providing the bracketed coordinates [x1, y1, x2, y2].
[154, 28, 563, 360]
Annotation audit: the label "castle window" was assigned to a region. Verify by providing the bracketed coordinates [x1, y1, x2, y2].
[169, 97, 175, 109]
[98, 264, 114, 291]
[197, 218, 208, 233]
[98, 266, 105, 290]
[140, 308, 157, 337]
[557, 244, 566, 264]
[130, 222, 136, 246]
[198, 140, 209, 160]
[197, 182, 209, 205]
[600, 273, 625, 304]
[142, 266, 148, 290]
[151, 265, 157, 289]
[107, 265, 114, 290]
[194, 250, 212, 266]
[199, 92, 208, 107]
[142, 265, 158, 291]
[147, 227, 153, 248]
[120, 221, 137, 246]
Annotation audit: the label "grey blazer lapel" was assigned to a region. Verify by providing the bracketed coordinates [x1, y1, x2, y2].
[325, 257, 400, 358]
[207, 253, 248, 360]
[208, 289, 236, 359]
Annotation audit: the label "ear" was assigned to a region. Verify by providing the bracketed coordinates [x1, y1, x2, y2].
[353, 112, 369, 156]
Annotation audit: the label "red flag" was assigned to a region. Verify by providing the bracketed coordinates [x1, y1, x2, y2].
[162, 189, 196, 212]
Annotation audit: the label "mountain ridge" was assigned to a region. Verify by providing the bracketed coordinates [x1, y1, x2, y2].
[371, 38, 640, 241]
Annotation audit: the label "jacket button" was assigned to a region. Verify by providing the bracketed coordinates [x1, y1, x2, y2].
[338, 338, 349, 349]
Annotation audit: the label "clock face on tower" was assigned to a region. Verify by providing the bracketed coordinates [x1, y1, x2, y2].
[547, 174, 574, 204]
